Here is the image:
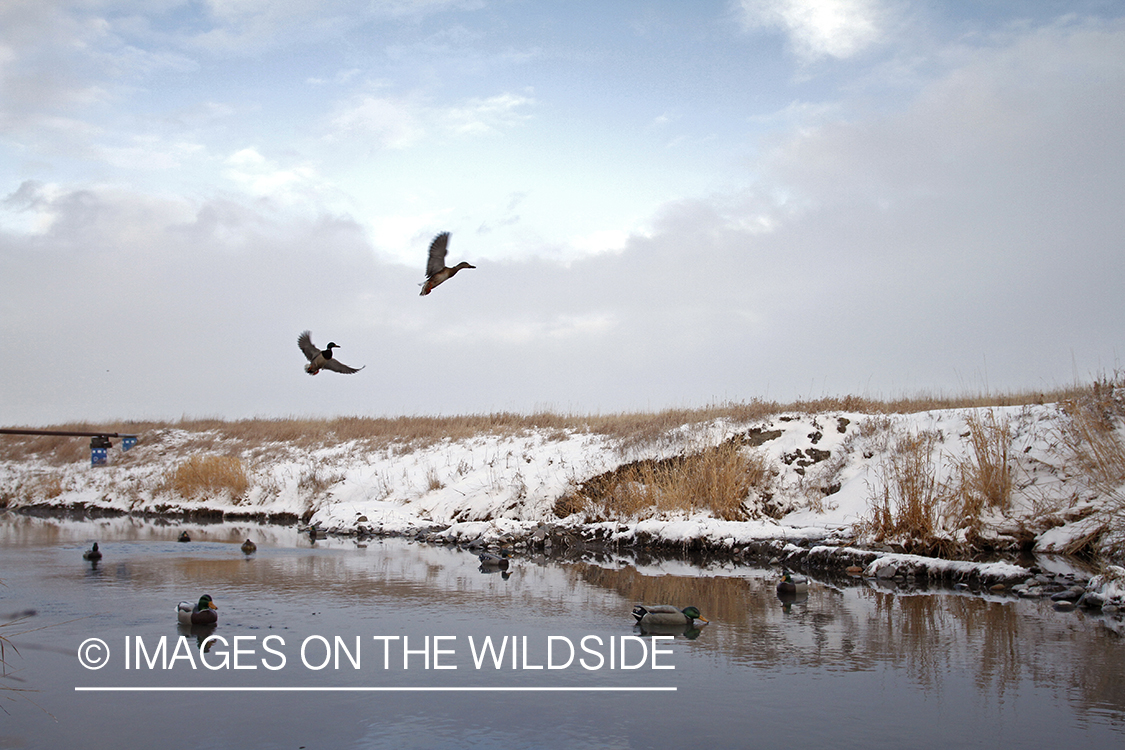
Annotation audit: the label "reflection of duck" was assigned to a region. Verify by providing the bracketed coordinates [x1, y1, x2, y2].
[420, 232, 475, 295]
[631, 605, 708, 629]
[177, 595, 218, 626]
[178, 531, 191, 542]
[478, 552, 511, 570]
[82, 542, 102, 561]
[177, 622, 218, 650]
[298, 331, 364, 375]
[241, 539, 257, 554]
[776, 573, 808, 594]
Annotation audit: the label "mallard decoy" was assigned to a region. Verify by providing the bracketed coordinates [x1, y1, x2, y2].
[420, 232, 475, 295]
[82, 542, 102, 561]
[777, 573, 809, 594]
[178, 531, 191, 542]
[631, 605, 708, 628]
[478, 551, 511, 570]
[298, 330, 364, 375]
[177, 594, 218, 626]
[241, 539, 257, 554]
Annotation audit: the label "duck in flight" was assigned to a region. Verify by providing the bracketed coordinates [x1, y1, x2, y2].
[298, 331, 364, 375]
[420, 232, 475, 296]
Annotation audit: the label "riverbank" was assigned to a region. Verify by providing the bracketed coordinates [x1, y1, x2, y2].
[2, 384, 1123, 578]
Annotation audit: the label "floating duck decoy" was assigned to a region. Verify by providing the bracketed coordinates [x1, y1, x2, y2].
[420, 232, 475, 296]
[776, 573, 809, 594]
[631, 605, 708, 629]
[298, 330, 364, 375]
[177, 594, 218, 626]
[478, 551, 511, 570]
[240, 539, 257, 554]
[178, 531, 191, 543]
[82, 542, 102, 561]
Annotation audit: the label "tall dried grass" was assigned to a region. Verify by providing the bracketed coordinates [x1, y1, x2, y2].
[1056, 376, 1125, 555]
[567, 441, 765, 521]
[1059, 379, 1125, 491]
[861, 411, 1017, 553]
[952, 409, 1013, 529]
[860, 430, 947, 550]
[169, 454, 249, 501]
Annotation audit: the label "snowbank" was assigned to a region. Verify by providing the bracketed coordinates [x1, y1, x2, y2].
[2, 403, 1123, 564]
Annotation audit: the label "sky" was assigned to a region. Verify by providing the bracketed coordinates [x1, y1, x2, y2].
[2, 0, 1123, 425]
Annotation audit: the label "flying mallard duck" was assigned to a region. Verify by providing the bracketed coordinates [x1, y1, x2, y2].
[776, 573, 809, 594]
[631, 605, 708, 628]
[178, 531, 191, 542]
[240, 539, 257, 554]
[420, 232, 475, 296]
[82, 542, 102, 561]
[177, 594, 218, 626]
[298, 330, 364, 375]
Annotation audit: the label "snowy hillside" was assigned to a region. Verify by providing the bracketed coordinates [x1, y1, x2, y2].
[3, 396, 1122, 563]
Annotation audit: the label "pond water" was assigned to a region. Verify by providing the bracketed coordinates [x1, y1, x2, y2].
[1, 512, 1123, 749]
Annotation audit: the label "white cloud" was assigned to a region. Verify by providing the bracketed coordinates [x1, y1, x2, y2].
[99, 137, 206, 170]
[188, 0, 476, 54]
[569, 228, 630, 256]
[222, 147, 323, 200]
[437, 310, 618, 346]
[440, 92, 535, 136]
[328, 90, 534, 147]
[329, 93, 427, 149]
[737, 0, 889, 60]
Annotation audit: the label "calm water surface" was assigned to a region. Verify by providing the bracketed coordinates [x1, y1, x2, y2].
[1, 513, 1123, 749]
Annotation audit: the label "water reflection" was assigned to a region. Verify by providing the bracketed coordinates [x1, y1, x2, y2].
[775, 588, 808, 613]
[572, 553, 1125, 722]
[1, 512, 1123, 749]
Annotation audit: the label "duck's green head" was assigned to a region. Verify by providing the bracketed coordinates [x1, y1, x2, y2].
[198, 595, 218, 611]
[682, 606, 703, 620]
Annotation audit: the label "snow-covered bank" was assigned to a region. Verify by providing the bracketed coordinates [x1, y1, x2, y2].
[2, 401, 1123, 566]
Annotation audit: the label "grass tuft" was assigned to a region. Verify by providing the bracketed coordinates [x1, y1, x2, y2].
[1055, 374, 1125, 556]
[952, 409, 1014, 530]
[169, 454, 249, 501]
[562, 441, 764, 521]
[860, 430, 947, 552]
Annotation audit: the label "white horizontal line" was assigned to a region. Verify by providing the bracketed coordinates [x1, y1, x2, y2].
[75, 686, 676, 692]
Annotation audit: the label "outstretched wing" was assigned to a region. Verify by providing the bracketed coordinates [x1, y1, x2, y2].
[425, 232, 450, 277]
[321, 359, 364, 374]
[297, 331, 319, 362]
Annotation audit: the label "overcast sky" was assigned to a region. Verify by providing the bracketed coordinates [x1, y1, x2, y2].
[2, 1, 1123, 425]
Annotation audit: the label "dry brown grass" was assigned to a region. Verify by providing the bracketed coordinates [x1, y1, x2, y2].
[564, 441, 765, 521]
[860, 430, 948, 551]
[1, 385, 1091, 467]
[951, 409, 1014, 530]
[297, 463, 345, 498]
[425, 465, 445, 492]
[858, 380, 1122, 557]
[1055, 375, 1125, 556]
[168, 454, 250, 501]
[1058, 379, 1125, 491]
[860, 412, 1014, 555]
